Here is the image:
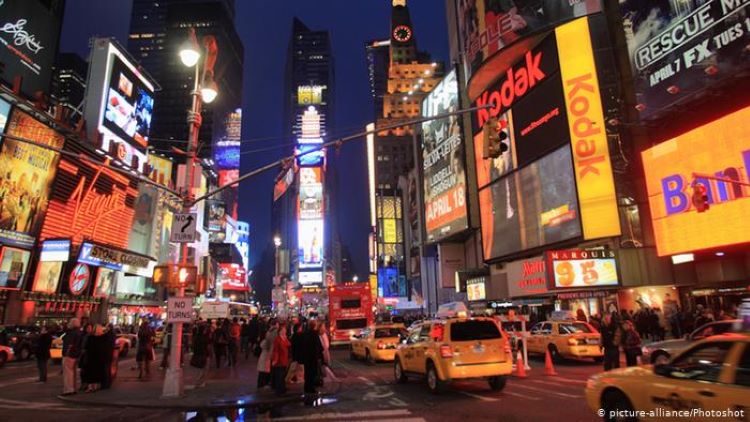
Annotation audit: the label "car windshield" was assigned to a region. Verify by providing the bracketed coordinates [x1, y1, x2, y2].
[558, 323, 594, 334]
[450, 320, 502, 341]
[374, 328, 406, 338]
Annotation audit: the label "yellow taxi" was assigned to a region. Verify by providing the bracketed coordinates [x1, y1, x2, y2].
[350, 324, 407, 363]
[50, 334, 63, 363]
[527, 319, 603, 362]
[585, 333, 750, 421]
[393, 316, 513, 393]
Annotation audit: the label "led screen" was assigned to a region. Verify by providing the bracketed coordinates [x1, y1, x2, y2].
[102, 55, 154, 150]
[298, 219, 324, 269]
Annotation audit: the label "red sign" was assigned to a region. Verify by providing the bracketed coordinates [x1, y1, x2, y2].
[39, 151, 137, 248]
[219, 263, 248, 291]
[69, 263, 90, 296]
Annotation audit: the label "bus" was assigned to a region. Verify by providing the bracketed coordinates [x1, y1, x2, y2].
[328, 283, 373, 344]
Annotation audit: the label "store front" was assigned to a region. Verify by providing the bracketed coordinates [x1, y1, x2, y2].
[501, 256, 555, 323]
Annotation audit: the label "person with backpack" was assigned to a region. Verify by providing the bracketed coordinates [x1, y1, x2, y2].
[623, 320, 642, 367]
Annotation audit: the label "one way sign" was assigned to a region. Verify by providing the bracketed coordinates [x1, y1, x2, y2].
[170, 213, 198, 243]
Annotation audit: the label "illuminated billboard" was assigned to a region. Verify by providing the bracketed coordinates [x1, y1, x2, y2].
[546, 249, 619, 289]
[620, 1, 750, 119]
[642, 106, 750, 257]
[207, 199, 227, 243]
[295, 144, 325, 167]
[296, 105, 326, 142]
[0, 109, 65, 248]
[421, 70, 468, 242]
[84, 39, 155, 173]
[298, 219, 323, 269]
[219, 263, 248, 291]
[213, 109, 241, 170]
[297, 85, 326, 105]
[466, 277, 487, 301]
[147, 155, 173, 187]
[299, 167, 323, 220]
[457, 0, 601, 77]
[0, 246, 30, 289]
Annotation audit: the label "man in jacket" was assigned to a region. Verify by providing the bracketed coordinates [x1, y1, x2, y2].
[61, 318, 83, 395]
[600, 313, 622, 371]
[35, 325, 53, 382]
[300, 320, 323, 405]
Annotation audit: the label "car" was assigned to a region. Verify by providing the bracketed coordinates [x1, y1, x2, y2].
[585, 333, 750, 421]
[641, 319, 740, 365]
[0, 325, 39, 361]
[393, 316, 513, 394]
[0, 344, 14, 367]
[350, 324, 407, 363]
[526, 320, 603, 363]
[50, 334, 63, 364]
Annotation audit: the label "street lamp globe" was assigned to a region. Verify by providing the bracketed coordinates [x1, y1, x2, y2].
[273, 236, 282, 247]
[200, 77, 218, 103]
[179, 42, 200, 67]
[353, 275, 359, 282]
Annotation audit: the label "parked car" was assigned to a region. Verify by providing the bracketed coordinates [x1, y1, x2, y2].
[0, 344, 14, 367]
[0, 325, 40, 361]
[641, 319, 740, 364]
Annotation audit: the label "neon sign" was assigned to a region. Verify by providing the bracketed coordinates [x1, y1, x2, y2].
[70, 164, 128, 240]
[69, 263, 90, 296]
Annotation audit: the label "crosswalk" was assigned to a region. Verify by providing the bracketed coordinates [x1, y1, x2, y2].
[271, 408, 426, 421]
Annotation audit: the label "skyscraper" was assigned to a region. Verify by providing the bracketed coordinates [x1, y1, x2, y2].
[50, 53, 88, 125]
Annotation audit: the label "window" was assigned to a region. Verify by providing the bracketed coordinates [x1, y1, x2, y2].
[734, 345, 750, 387]
[374, 328, 407, 338]
[336, 318, 368, 330]
[558, 323, 594, 335]
[341, 298, 361, 309]
[691, 321, 734, 340]
[540, 323, 553, 334]
[667, 342, 734, 383]
[450, 320, 502, 341]
[417, 324, 432, 342]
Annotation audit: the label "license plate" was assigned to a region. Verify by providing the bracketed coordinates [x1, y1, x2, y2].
[473, 345, 485, 353]
[586, 339, 599, 345]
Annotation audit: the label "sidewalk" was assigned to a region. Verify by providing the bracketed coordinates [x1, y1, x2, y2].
[58, 352, 338, 411]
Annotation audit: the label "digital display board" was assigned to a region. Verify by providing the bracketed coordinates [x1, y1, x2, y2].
[299, 270, 323, 285]
[295, 144, 324, 167]
[0, 0, 62, 98]
[421, 70, 469, 242]
[620, 0, 750, 119]
[642, 106, 750, 257]
[297, 85, 326, 105]
[378, 267, 407, 298]
[39, 239, 71, 262]
[466, 277, 487, 301]
[219, 263, 248, 291]
[299, 167, 323, 220]
[546, 249, 619, 289]
[0, 246, 30, 289]
[298, 219, 323, 269]
[32, 261, 62, 293]
[102, 55, 154, 149]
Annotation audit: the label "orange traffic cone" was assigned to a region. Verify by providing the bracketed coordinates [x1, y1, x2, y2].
[515, 350, 527, 378]
[544, 349, 558, 376]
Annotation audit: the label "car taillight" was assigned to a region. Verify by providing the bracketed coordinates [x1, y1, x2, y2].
[568, 338, 578, 346]
[10, 336, 17, 344]
[377, 341, 386, 350]
[504, 341, 511, 355]
[440, 344, 453, 358]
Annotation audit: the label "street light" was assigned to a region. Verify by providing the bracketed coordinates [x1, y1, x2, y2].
[353, 275, 359, 282]
[274, 235, 282, 248]
[163, 27, 219, 399]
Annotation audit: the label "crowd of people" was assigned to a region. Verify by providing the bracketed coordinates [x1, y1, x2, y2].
[59, 317, 124, 395]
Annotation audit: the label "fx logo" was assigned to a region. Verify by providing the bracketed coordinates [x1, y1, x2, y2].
[684, 40, 712, 69]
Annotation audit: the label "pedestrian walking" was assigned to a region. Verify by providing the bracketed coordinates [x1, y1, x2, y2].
[623, 320, 642, 367]
[136, 321, 155, 380]
[34, 325, 52, 382]
[600, 313, 622, 371]
[257, 319, 278, 389]
[300, 320, 323, 404]
[318, 322, 339, 382]
[228, 317, 241, 367]
[240, 318, 250, 359]
[61, 318, 83, 395]
[190, 321, 212, 388]
[271, 324, 291, 395]
[286, 323, 304, 383]
[81, 325, 108, 393]
[101, 325, 116, 389]
[214, 319, 230, 368]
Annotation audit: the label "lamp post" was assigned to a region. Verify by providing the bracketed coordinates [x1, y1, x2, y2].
[162, 27, 218, 398]
[273, 235, 283, 315]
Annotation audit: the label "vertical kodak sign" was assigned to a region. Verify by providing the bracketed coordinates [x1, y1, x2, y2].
[556, 18, 620, 240]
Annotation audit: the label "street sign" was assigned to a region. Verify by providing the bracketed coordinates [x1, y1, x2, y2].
[167, 297, 194, 323]
[170, 213, 198, 243]
[201, 301, 229, 319]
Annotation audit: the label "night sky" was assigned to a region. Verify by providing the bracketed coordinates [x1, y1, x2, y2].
[59, 0, 449, 297]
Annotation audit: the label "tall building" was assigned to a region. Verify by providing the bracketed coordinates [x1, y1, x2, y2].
[369, 0, 443, 301]
[365, 39, 390, 120]
[50, 53, 88, 125]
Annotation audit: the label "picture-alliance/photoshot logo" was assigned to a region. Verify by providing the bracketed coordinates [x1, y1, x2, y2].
[0, 18, 44, 55]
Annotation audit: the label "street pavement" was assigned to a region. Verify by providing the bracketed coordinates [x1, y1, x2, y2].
[0, 348, 604, 421]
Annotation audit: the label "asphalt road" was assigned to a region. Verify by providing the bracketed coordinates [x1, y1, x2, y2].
[0, 348, 603, 421]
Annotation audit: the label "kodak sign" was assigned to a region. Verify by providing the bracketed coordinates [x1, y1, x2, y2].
[556, 18, 620, 240]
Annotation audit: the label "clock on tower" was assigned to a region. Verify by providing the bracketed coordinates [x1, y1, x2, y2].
[392, 25, 412, 43]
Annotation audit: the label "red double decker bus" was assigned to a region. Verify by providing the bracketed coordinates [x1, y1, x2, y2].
[328, 283, 373, 344]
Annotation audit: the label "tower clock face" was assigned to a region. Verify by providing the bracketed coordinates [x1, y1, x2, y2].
[393, 25, 412, 43]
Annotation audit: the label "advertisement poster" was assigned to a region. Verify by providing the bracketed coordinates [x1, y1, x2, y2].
[620, 0, 750, 119]
[466, 277, 487, 301]
[457, 0, 601, 76]
[378, 267, 407, 298]
[421, 70, 469, 242]
[147, 155, 173, 187]
[0, 110, 65, 248]
[480, 146, 581, 260]
[299, 167, 323, 220]
[207, 199, 227, 243]
[32, 261, 62, 293]
[0, 0, 62, 97]
[219, 263, 248, 291]
[93, 267, 116, 297]
[504, 256, 548, 297]
[298, 219, 323, 269]
[0, 246, 30, 289]
[642, 106, 750, 256]
[547, 249, 619, 289]
[103, 55, 154, 149]
[213, 109, 241, 170]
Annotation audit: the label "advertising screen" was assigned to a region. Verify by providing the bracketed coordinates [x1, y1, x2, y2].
[219, 263, 248, 291]
[39, 239, 70, 262]
[0, 0, 62, 98]
[299, 167, 323, 220]
[504, 256, 548, 297]
[642, 106, 750, 257]
[93, 267, 116, 298]
[207, 200, 227, 243]
[298, 219, 323, 269]
[297, 85, 326, 105]
[480, 146, 581, 260]
[68, 263, 90, 296]
[466, 277, 487, 301]
[296, 144, 324, 167]
[620, 0, 750, 119]
[547, 249, 619, 289]
[457, 0, 601, 77]
[0, 109, 65, 248]
[378, 267, 407, 298]
[214, 146, 240, 169]
[32, 261, 62, 293]
[421, 70, 469, 242]
[147, 155, 173, 187]
[299, 270, 323, 285]
[102, 55, 154, 149]
[0, 246, 30, 289]
[213, 109, 241, 170]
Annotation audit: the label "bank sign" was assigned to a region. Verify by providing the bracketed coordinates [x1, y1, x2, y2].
[642, 106, 750, 257]
[621, 0, 750, 119]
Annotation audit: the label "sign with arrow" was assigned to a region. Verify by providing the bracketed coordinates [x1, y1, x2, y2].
[170, 213, 198, 243]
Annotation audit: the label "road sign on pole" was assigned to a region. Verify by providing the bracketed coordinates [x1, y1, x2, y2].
[166, 297, 193, 323]
[170, 213, 198, 243]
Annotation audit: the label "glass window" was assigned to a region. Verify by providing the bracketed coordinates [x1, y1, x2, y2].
[450, 320, 501, 341]
[374, 328, 407, 338]
[341, 298, 361, 309]
[417, 324, 432, 342]
[733, 345, 750, 387]
[559, 323, 594, 334]
[541, 323, 553, 335]
[667, 342, 734, 383]
[336, 318, 368, 330]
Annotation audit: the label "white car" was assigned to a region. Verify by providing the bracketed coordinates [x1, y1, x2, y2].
[0, 345, 14, 367]
[641, 319, 740, 364]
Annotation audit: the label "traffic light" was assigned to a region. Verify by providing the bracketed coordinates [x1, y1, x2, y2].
[152, 265, 170, 284]
[151, 264, 198, 288]
[482, 117, 509, 159]
[691, 182, 710, 212]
